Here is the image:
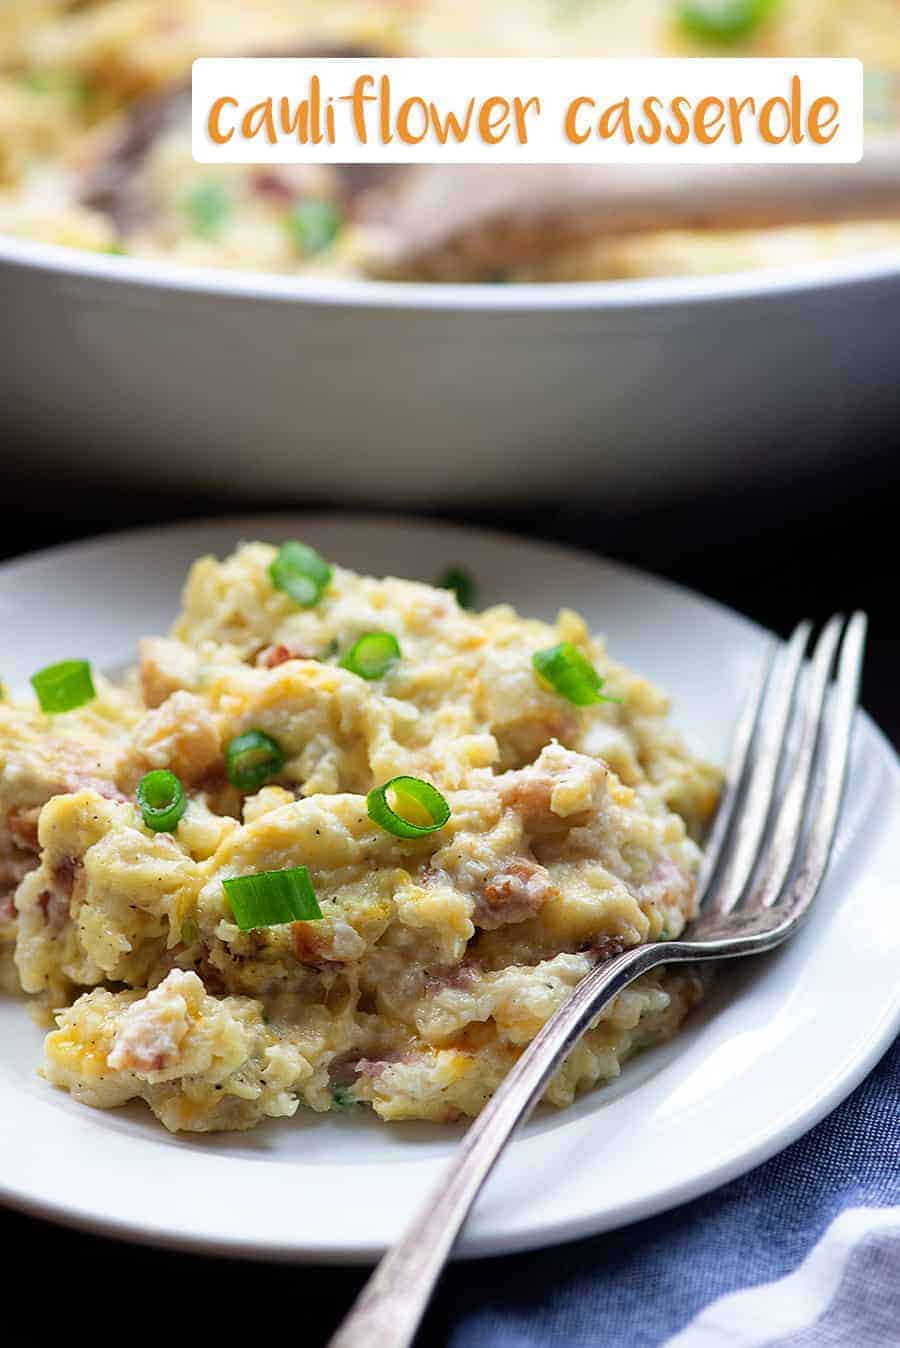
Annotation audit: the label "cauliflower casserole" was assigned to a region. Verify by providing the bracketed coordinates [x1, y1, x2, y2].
[0, 0, 899, 280]
[0, 541, 720, 1131]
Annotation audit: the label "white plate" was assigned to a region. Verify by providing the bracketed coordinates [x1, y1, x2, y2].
[1, 513, 898, 1263]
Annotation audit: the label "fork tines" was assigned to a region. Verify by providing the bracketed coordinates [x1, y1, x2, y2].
[697, 613, 867, 921]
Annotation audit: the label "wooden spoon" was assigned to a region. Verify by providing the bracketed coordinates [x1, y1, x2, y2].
[358, 133, 900, 278]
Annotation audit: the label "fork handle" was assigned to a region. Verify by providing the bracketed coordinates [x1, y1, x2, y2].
[327, 941, 676, 1348]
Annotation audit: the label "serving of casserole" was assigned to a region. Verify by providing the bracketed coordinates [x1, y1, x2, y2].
[0, 539, 719, 1131]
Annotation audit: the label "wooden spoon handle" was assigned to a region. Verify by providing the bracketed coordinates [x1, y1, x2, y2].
[362, 133, 900, 275]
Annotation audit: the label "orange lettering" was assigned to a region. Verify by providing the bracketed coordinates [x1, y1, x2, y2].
[207, 96, 237, 145]
[665, 96, 691, 145]
[638, 96, 662, 145]
[279, 97, 307, 141]
[513, 96, 541, 144]
[599, 99, 634, 144]
[694, 96, 725, 145]
[760, 95, 791, 145]
[728, 96, 755, 145]
[397, 96, 429, 145]
[242, 100, 276, 144]
[565, 96, 595, 145]
[808, 96, 839, 144]
[429, 99, 476, 144]
[479, 97, 511, 145]
[790, 74, 803, 145]
[340, 74, 375, 144]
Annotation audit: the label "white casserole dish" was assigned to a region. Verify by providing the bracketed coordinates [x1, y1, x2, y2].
[2, 237, 899, 505]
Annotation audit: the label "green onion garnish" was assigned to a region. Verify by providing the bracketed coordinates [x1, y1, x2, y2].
[268, 541, 332, 608]
[21, 70, 87, 104]
[677, 0, 777, 43]
[331, 1082, 357, 1110]
[532, 643, 621, 707]
[340, 632, 401, 681]
[437, 566, 476, 610]
[136, 770, 187, 833]
[286, 200, 343, 256]
[223, 866, 322, 931]
[226, 729, 285, 793]
[366, 776, 451, 839]
[184, 181, 231, 239]
[30, 659, 95, 714]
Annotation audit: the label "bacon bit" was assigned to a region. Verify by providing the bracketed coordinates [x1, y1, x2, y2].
[7, 808, 40, 852]
[257, 643, 315, 669]
[354, 1056, 397, 1082]
[288, 923, 346, 972]
[589, 936, 628, 962]
[38, 889, 69, 933]
[106, 973, 194, 1075]
[499, 768, 591, 826]
[424, 964, 478, 996]
[193, 763, 229, 796]
[66, 773, 130, 804]
[291, 920, 326, 964]
[329, 1054, 362, 1087]
[476, 858, 558, 930]
[52, 854, 80, 898]
[456, 1022, 494, 1052]
[251, 171, 298, 203]
[0, 891, 16, 923]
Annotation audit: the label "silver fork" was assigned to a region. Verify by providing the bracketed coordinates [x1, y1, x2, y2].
[328, 613, 867, 1348]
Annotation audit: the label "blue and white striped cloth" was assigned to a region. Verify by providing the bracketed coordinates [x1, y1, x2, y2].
[445, 1034, 899, 1348]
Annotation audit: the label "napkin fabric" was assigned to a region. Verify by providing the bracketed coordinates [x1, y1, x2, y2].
[439, 1034, 899, 1348]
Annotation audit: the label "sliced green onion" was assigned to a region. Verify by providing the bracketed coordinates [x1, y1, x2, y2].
[677, 0, 777, 43]
[30, 659, 95, 714]
[331, 1082, 358, 1110]
[532, 643, 621, 707]
[223, 865, 322, 931]
[437, 566, 476, 610]
[136, 770, 187, 833]
[226, 729, 285, 793]
[286, 199, 343, 256]
[340, 631, 401, 681]
[268, 540, 332, 608]
[184, 180, 231, 239]
[367, 776, 451, 839]
[22, 70, 87, 104]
